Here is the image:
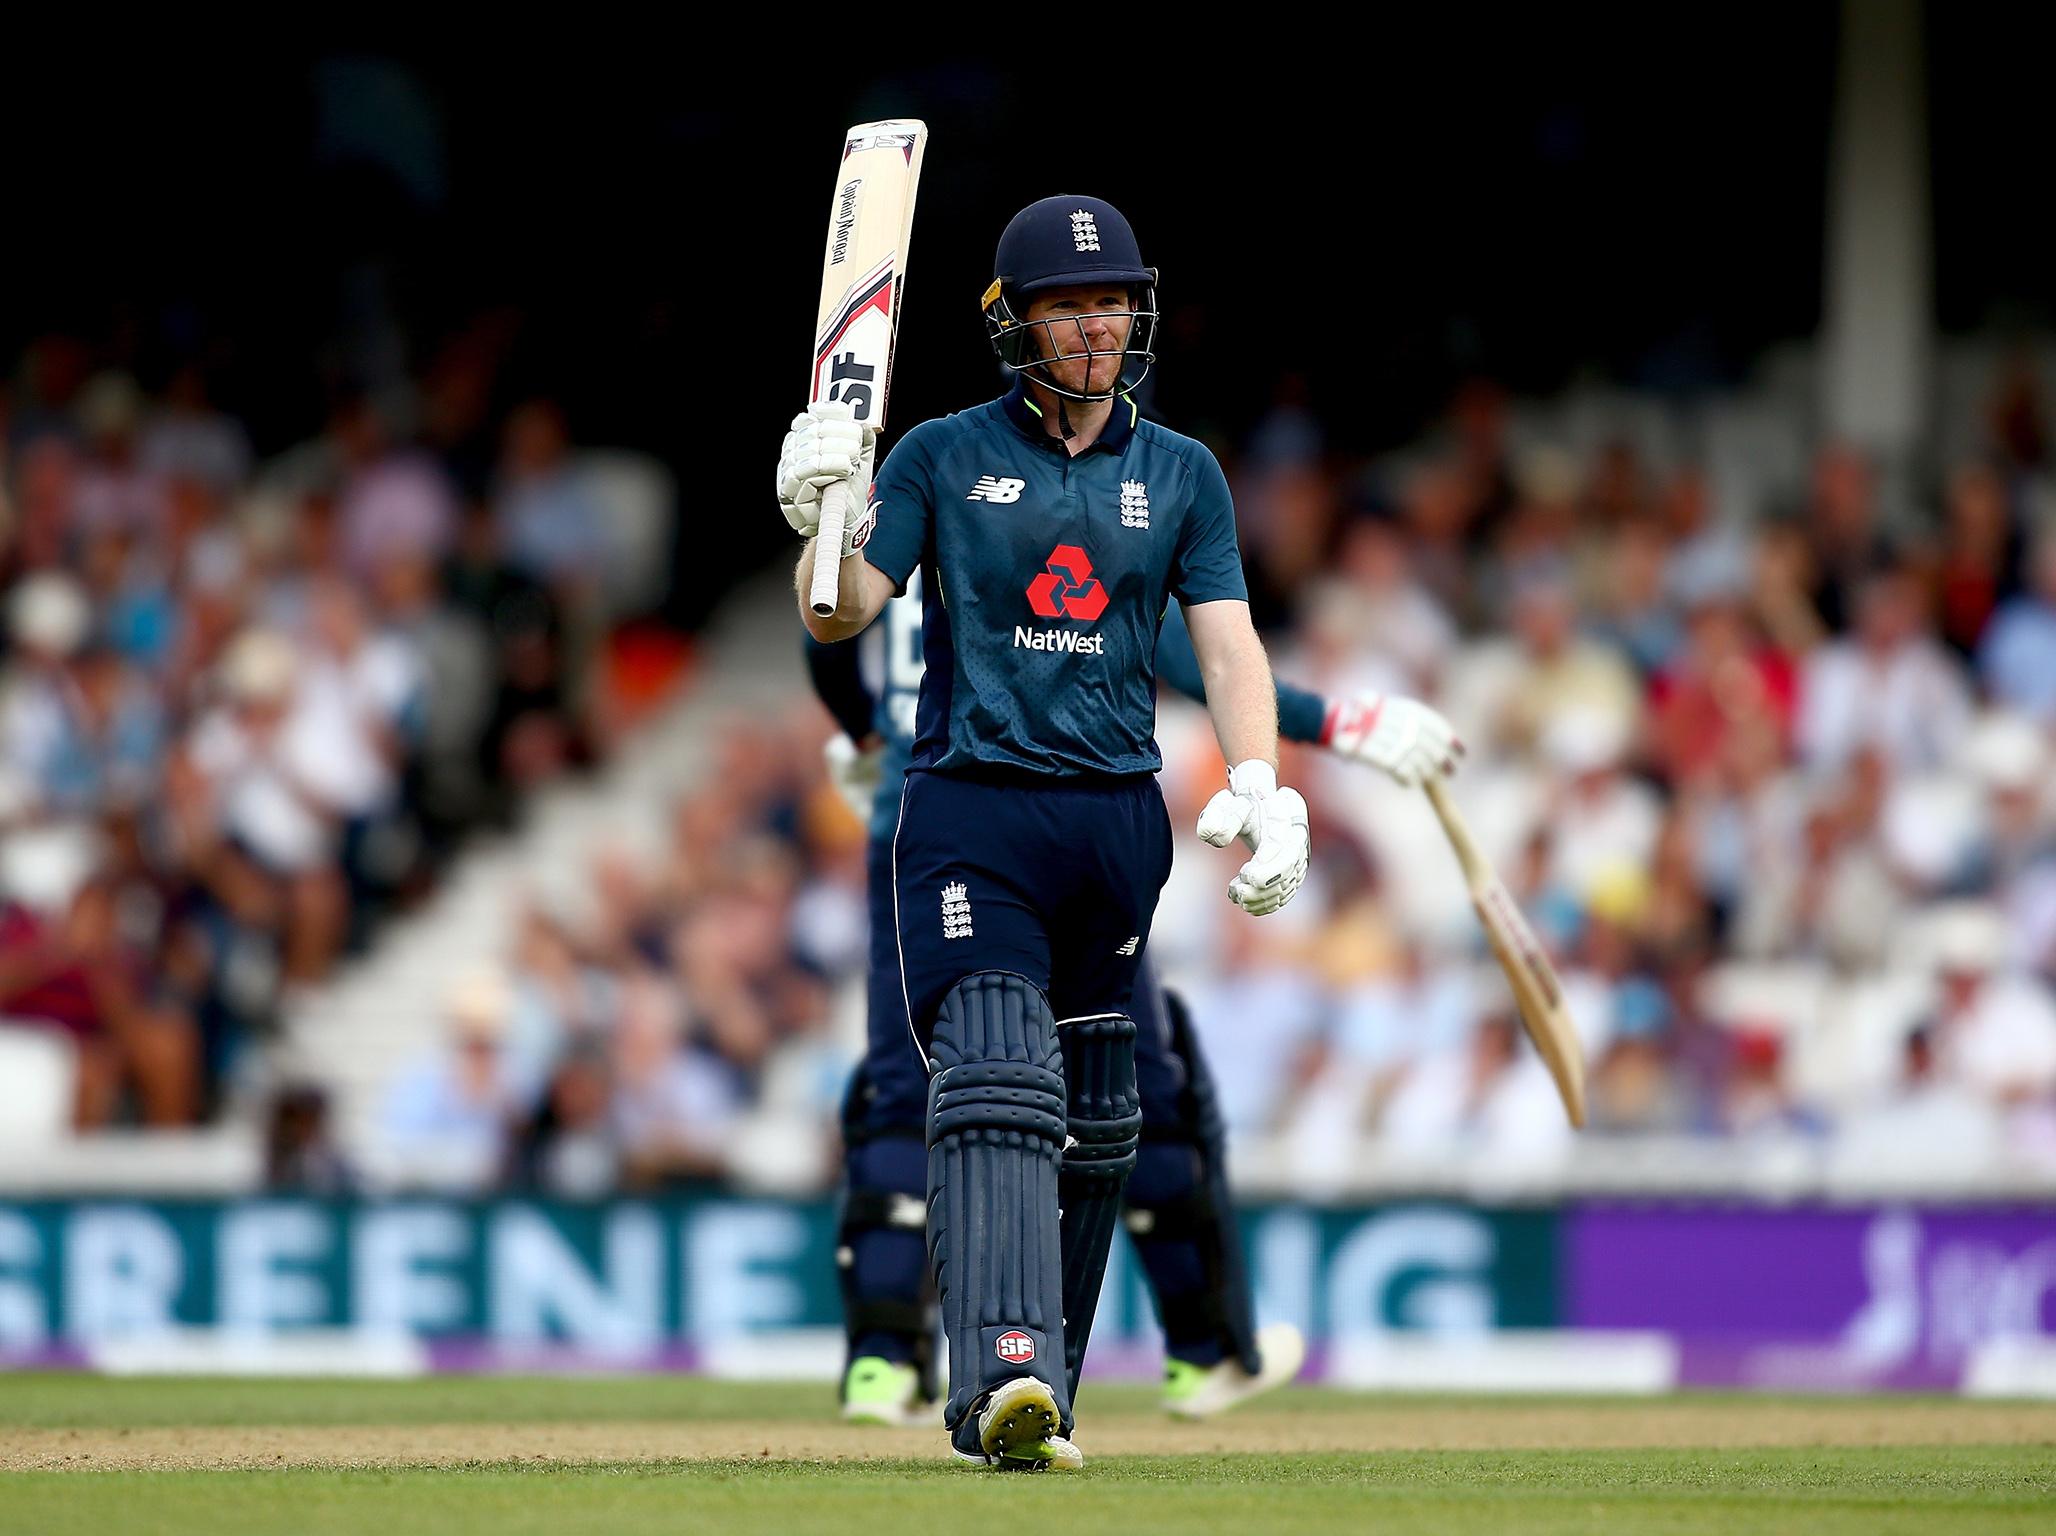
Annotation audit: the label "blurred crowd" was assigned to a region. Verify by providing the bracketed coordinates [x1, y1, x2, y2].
[0, 335, 674, 1134]
[357, 726, 860, 1196]
[13, 329, 2056, 1197]
[357, 353, 2056, 1198]
[1165, 364, 2056, 1187]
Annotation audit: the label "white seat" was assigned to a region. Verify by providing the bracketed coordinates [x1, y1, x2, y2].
[1792, 972, 1934, 1111]
[1881, 773, 1984, 890]
[1697, 961, 1829, 1037]
[0, 1024, 78, 1146]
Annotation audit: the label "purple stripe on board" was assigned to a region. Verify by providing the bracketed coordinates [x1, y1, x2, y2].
[1566, 1203, 2056, 1385]
[422, 1339, 704, 1374]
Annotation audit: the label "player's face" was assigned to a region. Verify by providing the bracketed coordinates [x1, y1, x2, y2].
[1022, 285, 1134, 398]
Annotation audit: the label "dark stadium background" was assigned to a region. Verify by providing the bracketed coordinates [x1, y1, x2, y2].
[17, 13, 2049, 628]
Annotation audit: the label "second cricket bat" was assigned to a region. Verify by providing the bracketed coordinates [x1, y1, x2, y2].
[805, 119, 928, 617]
[1424, 776, 1587, 1127]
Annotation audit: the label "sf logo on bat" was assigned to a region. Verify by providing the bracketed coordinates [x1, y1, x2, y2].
[828, 352, 877, 420]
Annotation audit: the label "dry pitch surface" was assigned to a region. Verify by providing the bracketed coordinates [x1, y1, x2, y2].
[1, 1376, 2051, 1535]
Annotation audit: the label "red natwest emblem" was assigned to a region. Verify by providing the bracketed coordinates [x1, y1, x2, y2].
[1025, 544, 1107, 621]
[995, 1329, 1036, 1362]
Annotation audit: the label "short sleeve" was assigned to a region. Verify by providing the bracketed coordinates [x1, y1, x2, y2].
[1170, 445, 1247, 606]
[861, 419, 942, 593]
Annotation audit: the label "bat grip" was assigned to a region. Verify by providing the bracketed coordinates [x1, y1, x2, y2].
[808, 481, 849, 618]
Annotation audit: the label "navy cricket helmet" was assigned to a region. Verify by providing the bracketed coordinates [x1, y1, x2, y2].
[982, 195, 1159, 402]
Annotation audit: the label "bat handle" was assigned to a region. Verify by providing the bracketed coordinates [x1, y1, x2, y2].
[808, 481, 849, 618]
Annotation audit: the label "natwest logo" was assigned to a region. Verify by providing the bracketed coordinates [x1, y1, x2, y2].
[1014, 625, 1105, 655]
[1025, 544, 1107, 622]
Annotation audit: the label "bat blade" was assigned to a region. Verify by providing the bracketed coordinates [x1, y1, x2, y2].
[805, 119, 927, 617]
[1423, 777, 1587, 1128]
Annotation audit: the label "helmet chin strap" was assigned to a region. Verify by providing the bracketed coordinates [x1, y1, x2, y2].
[1056, 396, 1076, 440]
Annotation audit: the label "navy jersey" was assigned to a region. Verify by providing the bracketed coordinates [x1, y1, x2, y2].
[806, 592, 1331, 846]
[863, 384, 1247, 778]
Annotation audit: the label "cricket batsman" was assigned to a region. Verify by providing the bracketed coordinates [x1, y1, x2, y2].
[807, 598, 1462, 1429]
[787, 196, 1443, 1468]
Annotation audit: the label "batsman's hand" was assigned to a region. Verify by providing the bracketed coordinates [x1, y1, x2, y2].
[778, 400, 876, 546]
[1197, 759, 1310, 916]
[1323, 692, 1464, 787]
[823, 732, 885, 821]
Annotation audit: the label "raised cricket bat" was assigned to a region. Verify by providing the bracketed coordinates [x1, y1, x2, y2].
[805, 119, 928, 617]
[1423, 776, 1587, 1127]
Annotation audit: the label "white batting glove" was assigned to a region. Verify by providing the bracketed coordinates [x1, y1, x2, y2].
[823, 732, 885, 821]
[1196, 760, 1311, 916]
[778, 400, 876, 548]
[1322, 692, 1465, 788]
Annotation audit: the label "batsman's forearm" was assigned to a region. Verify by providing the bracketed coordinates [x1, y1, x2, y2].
[1157, 602, 1328, 744]
[1201, 628, 1280, 770]
[795, 541, 871, 642]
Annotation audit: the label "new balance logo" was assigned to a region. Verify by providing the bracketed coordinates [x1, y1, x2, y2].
[966, 475, 1025, 503]
[1119, 479, 1149, 529]
[1115, 936, 1139, 956]
[941, 881, 973, 940]
[1069, 209, 1101, 252]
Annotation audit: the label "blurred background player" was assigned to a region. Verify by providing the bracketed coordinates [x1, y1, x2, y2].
[807, 601, 1461, 1425]
[786, 196, 1314, 1469]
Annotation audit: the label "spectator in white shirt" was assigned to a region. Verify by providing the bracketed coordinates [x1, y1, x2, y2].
[1539, 707, 1662, 901]
[2, 573, 94, 806]
[1798, 565, 1973, 774]
[1179, 915, 1329, 1139]
[612, 969, 742, 1184]
[288, 577, 424, 822]
[1297, 513, 1458, 690]
[1444, 562, 1642, 758]
[137, 364, 252, 496]
[184, 629, 347, 981]
[1924, 903, 2056, 1102]
[1379, 1012, 1573, 1166]
[72, 373, 166, 538]
[381, 968, 526, 1192]
[494, 400, 605, 588]
[1831, 1026, 2004, 1188]
[1978, 534, 2056, 724]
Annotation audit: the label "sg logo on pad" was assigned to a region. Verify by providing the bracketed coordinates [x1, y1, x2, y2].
[995, 1329, 1036, 1363]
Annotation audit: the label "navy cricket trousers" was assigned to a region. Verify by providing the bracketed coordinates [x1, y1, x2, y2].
[891, 769, 1174, 1049]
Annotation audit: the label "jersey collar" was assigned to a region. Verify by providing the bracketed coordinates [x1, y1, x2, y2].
[998, 380, 1138, 455]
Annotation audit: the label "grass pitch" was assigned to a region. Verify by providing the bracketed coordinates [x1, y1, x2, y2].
[1, 1375, 2050, 1535]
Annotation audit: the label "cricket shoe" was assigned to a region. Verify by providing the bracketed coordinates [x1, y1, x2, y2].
[949, 1377, 1084, 1471]
[1162, 1322, 1308, 1420]
[841, 1356, 937, 1427]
